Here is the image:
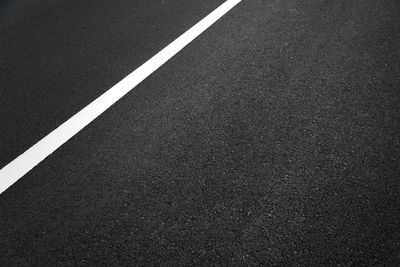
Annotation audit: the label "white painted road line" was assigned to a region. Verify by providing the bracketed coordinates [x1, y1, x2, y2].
[0, 0, 241, 194]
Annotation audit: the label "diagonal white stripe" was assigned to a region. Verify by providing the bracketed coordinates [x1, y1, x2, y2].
[0, 0, 242, 194]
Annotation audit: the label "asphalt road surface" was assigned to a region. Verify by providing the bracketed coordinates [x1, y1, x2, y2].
[1, 0, 400, 265]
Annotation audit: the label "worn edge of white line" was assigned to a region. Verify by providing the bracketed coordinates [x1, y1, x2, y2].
[0, 0, 242, 194]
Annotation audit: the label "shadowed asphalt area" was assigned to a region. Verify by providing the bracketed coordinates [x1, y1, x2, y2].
[1, 0, 400, 265]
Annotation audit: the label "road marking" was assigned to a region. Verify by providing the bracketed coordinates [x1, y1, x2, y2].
[0, 0, 242, 194]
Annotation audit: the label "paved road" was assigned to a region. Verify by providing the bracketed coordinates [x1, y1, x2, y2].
[1, 0, 400, 265]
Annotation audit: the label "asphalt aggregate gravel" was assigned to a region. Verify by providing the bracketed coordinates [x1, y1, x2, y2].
[1, 0, 400, 265]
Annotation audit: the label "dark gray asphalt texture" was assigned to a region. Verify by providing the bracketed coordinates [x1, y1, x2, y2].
[1, 0, 400, 265]
[0, 0, 224, 167]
